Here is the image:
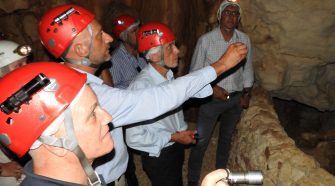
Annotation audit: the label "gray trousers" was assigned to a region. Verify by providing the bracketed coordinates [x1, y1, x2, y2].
[188, 93, 242, 182]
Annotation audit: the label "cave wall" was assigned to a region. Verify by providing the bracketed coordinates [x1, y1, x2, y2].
[238, 0, 335, 111]
[228, 87, 335, 185]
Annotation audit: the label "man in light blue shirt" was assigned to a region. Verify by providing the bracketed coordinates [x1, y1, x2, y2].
[188, 1, 254, 185]
[109, 15, 147, 186]
[126, 22, 200, 186]
[38, 4, 248, 186]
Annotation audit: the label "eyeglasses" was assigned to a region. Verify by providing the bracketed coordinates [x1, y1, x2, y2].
[222, 10, 240, 17]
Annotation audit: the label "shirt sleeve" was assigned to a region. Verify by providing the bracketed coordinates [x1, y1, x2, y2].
[89, 66, 217, 128]
[125, 124, 171, 157]
[187, 36, 213, 97]
[109, 58, 124, 89]
[125, 79, 171, 157]
[242, 36, 254, 88]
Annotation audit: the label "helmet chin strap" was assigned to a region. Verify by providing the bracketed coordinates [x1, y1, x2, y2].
[156, 46, 169, 69]
[156, 45, 167, 68]
[38, 108, 102, 186]
[67, 24, 101, 69]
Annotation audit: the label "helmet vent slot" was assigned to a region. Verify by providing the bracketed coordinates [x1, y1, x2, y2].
[6, 117, 13, 125]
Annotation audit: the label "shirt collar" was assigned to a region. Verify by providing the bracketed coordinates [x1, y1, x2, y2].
[215, 27, 238, 42]
[119, 43, 139, 59]
[147, 63, 174, 84]
[119, 43, 128, 54]
[75, 68, 103, 85]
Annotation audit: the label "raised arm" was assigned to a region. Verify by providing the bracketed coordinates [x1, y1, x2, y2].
[210, 42, 247, 76]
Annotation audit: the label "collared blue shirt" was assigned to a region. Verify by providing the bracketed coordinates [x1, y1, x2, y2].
[109, 43, 147, 89]
[75, 66, 216, 183]
[126, 64, 208, 157]
[126, 64, 180, 156]
[190, 27, 254, 92]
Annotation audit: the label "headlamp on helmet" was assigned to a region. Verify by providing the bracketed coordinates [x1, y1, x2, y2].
[13, 45, 32, 57]
[142, 29, 164, 37]
[0, 73, 50, 115]
[52, 7, 76, 25]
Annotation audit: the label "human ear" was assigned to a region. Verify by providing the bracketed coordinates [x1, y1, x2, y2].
[73, 42, 90, 58]
[149, 52, 161, 62]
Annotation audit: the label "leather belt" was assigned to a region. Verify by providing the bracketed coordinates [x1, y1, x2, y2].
[228, 91, 242, 97]
[136, 143, 179, 157]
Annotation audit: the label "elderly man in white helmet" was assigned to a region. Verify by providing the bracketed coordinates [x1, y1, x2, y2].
[188, 0, 254, 185]
[0, 39, 31, 185]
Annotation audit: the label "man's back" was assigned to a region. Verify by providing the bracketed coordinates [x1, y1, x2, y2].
[109, 43, 147, 89]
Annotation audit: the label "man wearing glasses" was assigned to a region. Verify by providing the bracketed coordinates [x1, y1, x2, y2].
[188, 1, 254, 185]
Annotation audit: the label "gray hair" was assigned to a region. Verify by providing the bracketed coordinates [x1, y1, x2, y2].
[119, 20, 140, 42]
[144, 46, 162, 60]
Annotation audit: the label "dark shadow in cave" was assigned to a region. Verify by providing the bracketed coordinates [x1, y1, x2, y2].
[273, 97, 335, 175]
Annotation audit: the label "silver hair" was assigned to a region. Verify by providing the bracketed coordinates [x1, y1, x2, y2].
[145, 46, 162, 60]
[119, 20, 140, 42]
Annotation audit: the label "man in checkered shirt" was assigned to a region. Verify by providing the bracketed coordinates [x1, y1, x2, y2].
[188, 1, 254, 185]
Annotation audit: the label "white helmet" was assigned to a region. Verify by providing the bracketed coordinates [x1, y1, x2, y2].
[0, 40, 31, 68]
[217, 0, 242, 22]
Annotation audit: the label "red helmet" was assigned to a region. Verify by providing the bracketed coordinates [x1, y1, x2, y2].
[39, 4, 95, 58]
[111, 15, 139, 39]
[137, 22, 176, 53]
[0, 62, 86, 157]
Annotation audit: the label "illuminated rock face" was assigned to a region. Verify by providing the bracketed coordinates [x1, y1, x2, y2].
[238, 0, 335, 111]
[229, 87, 335, 185]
